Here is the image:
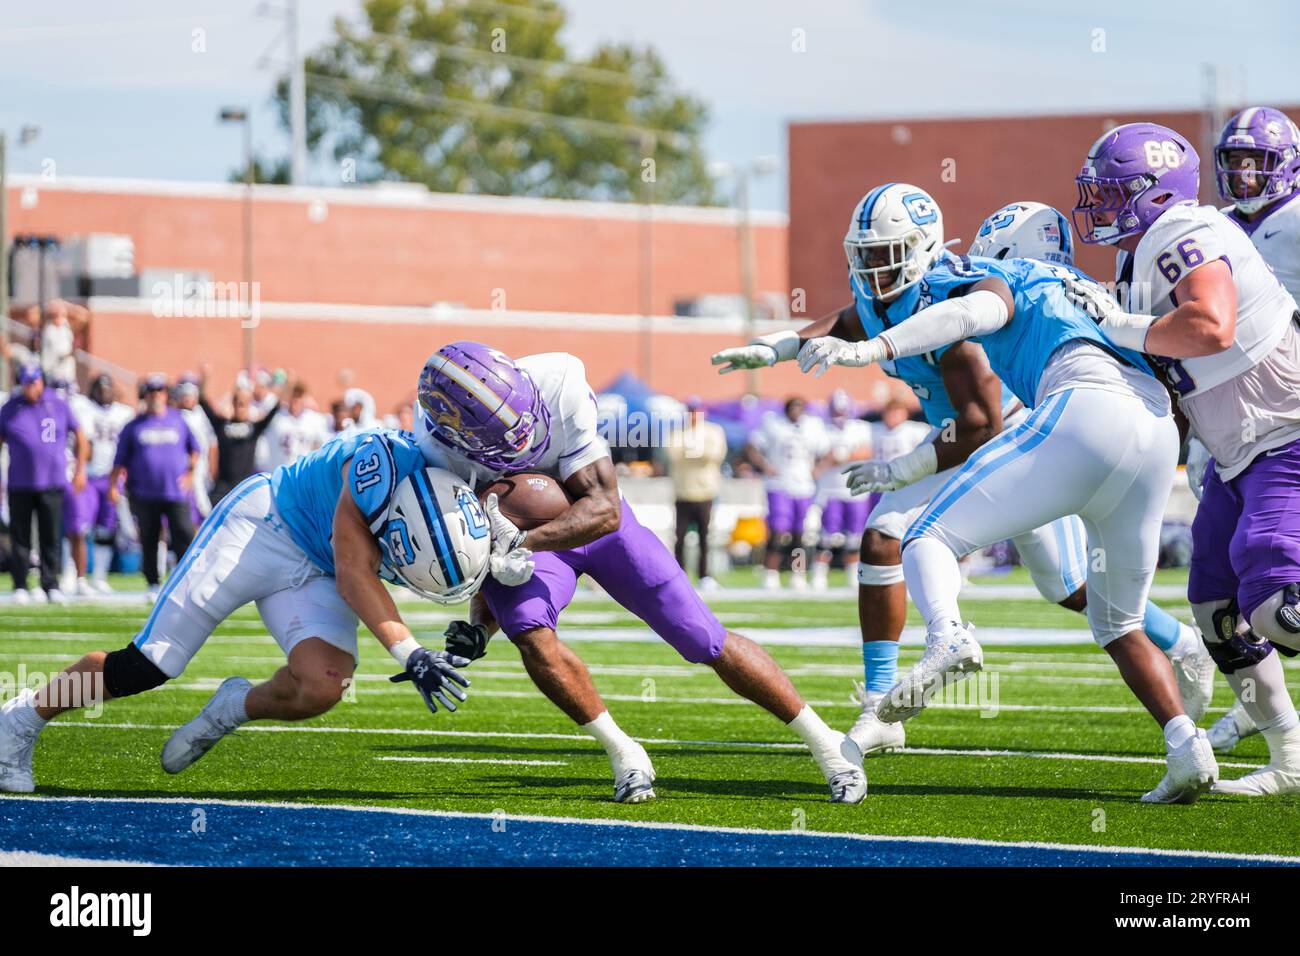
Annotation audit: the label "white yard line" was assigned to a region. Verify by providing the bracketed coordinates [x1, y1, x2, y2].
[376, 756, 568, 766]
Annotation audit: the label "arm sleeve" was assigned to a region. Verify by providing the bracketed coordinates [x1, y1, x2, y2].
[878, 289, 1010, 360]
[200, 396, 226, 428]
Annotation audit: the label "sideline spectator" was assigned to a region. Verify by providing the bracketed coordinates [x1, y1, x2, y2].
[40, 301, 78, 385]
[665, 397, 728, 590]
[0, 364, 87, 604]
[259, 381, 330, 471]
[111, 374, 198, 601]
[173, 375, 216, 521]
[199, 364, 278, 503]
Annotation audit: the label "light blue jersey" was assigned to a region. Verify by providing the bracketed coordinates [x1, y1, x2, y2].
[850, 251, 1017, 427]
[271, 428, 427, 576]
[918, 254, 1153, 406]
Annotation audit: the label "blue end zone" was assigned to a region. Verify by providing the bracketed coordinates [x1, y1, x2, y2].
[0, 798, 1291, 867]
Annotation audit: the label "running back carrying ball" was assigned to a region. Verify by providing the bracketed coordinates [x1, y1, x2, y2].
[477, 472, 573, 530]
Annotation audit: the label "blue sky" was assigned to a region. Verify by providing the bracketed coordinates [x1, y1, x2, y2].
[1, 0, 1293, 210]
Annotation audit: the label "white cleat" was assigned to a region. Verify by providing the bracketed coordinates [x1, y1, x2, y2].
[29, 588, 48, 606]
[91, 579, 114, 595]
[1141, 729, 1218, 804]
[1212, 765, 1300, 796]
[1170, 645, 1216, 723]
[790, 573, 809, 593]
[698, 576, 720, 594]
[161, 677, 250, 774]
[1208, 701, 1258, 753]
[10, 589, 31, 607]
[0, 696, 38, 793]
[74, 578, 95, 599]
[613, 768, 656, 804]
[876, 623, 983, 724]
[848, 683, 905, 755]
[762, 574, 781, 592]
[46, 588, 68, 606]
[829, 766, 868, 804]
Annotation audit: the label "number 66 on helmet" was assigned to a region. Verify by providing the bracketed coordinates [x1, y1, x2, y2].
[380, 467, 492, 604]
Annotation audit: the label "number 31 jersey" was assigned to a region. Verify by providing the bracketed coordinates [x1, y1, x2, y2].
[1118, 201, 1300, 479]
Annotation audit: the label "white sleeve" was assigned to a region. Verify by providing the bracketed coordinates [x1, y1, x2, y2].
[879, 289, 1010, 359]
[552, 356, 609, 481]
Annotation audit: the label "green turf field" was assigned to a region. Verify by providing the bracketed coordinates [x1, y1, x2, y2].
[2, 566, 1297, 861]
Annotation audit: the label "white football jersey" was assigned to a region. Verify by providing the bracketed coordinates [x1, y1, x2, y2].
[750, 412, 828, 498]
[419, 352, 609, 487]
[259, 408, 332, 471]
[817, 417, 872, 500]
[180, 405, 215, 456]
[69, 395, 135, 478]
[1119, 202, 1300, 478]
[1226, 193, 1300, 301]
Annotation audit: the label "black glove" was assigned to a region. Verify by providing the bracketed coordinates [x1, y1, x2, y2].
[389, 646, 471, 715]
[444, 621, 490, 662]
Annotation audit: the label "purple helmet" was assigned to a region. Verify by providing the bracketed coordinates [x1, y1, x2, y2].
[1073, 123, 1200, 245]
[417, 341, 551, 472]
[1215, 107, 1300, 215]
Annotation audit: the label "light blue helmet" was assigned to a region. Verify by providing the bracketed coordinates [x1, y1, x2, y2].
[969, 202, 1074, 266]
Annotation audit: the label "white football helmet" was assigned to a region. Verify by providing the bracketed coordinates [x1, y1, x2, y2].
[381, 467, 491, 604]
[969, 201, 1075, 266]
[844, 183, 944, 300]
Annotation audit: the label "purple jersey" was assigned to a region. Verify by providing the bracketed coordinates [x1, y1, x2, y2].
[0, 392, 80, 491]
[115, 409, 198, 502]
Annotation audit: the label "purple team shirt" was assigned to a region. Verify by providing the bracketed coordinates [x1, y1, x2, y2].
[0, 392, 80, 492]
[114, 408, 198, 502]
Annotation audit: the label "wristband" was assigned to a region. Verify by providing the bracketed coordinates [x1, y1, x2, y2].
[1100, 312, 1156, 352]
[390, 636, 421, 667]
[752, 329, 801, 362]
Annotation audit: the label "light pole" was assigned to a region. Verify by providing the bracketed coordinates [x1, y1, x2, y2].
[711, 156, 779, 396]
[0, 123, 41, 393]
[219, 108, 255, 370]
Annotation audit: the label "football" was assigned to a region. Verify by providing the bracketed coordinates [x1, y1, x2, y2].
[477, 472, 573, 529]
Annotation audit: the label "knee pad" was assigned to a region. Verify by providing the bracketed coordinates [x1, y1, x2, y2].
[1248, 585, 1300, 655]
[858, 563, 905, 586]
[103, 643, 169, 698]
[1193, 599, 1241, 645]
[820, 532, 847, 553]
[775, 532, 794, 549]
[1195, 599, 1277, 673]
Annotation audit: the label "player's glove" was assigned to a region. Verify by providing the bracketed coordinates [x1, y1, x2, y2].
[1185, 437, 1211, 502]
[797, 337, 888, 378]
[483, 492, 535, 586]
[1060, 275, 1154, 351]
[389, 646, 472, 715]
[711, 344, 778, 374]
[444, 620, 490, 662]
[843, 443, 938, 495]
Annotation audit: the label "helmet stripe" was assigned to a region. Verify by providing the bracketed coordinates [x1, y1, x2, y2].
[857, 182, 895, 231]
[411, 469, 462, 588]
[1238, 106, 1259, 134]
[428, 354, 520, 428]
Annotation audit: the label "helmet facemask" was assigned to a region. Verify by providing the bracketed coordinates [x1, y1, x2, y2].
[844, 228, 935, 300]
[1216, 145, 1297, 214]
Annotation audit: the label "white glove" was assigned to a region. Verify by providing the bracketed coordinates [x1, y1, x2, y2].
[711, 344, 778, 375]
[797, 337, 888, 378]
[1060, 275, 1154, 351]
[1185, 437, 1211, 502]
[483, 493, 534, 585]
[843, 459, 899, 494]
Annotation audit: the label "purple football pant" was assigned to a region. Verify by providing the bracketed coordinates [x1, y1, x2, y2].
[820, 497, 869, 539]
[1188, 439, 1300, 619]
[482, 500, 727, 664]
[766, 491, 812, 537]
[63, 475, 116, 537]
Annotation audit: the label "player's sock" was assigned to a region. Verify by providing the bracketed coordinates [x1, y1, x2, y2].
[1142, 601, 1190, 655]
[1162, 714, 1196, 750]
[811, 562, 829, 587]
[844, 559, 859, 585]
[862, 641, 898, 696]
[787, 705, 855, 778]
[902, 537, 963, 634]
[581, 711, 648, 774]
[5, 689, 47, 736]
[1226, 654, 1300, 759]
[763, 568, 780, 588]
[92, 544, 113, 585]
[217, 680, 251, 727]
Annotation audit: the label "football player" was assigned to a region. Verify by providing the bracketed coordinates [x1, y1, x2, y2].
[1070, 123, 1300, 796]
[417, 342, 867, 804]
[0, 429, 485, 792]
[794, 183, 1219, 803]
[713, 188, 1210, 762]
[741, 396, 828, 591]
[811, 389, 874, 590]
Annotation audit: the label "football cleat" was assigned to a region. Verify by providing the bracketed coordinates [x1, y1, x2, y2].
[829, 767, 868, 804]
[161, 677, 250, 774]
[10, 589, 30, 607]
[1213, 728, 1300, 796]
[0, 696, 38, 793]
[848, 683, 905, 755]
[1170, 644, 1216, 724]
[1208, 701, 1259, 753]
[46, 588, 68, 606]
[875, 623, 983, 724]
[1141, 729, 1218, 804]
[29, 588, 48, 606]
[613, 768, 656, 804]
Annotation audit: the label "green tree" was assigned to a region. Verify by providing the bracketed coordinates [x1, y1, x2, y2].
[261, 0, 715, 203]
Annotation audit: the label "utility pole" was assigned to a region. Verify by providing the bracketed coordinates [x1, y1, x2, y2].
[288, 0, 306, 186]
[220, 108, 255, 369]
